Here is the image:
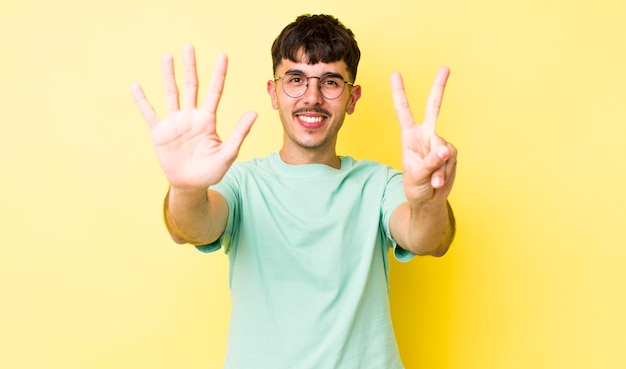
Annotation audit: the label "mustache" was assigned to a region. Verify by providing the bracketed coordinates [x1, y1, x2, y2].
[293, 107, 331, 116]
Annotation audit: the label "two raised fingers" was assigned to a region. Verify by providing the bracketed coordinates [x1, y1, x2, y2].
[391, 66, 450, 133]
[391, 67, 453, 188]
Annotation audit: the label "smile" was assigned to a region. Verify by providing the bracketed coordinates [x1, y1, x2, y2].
[297, 115, 324, 124]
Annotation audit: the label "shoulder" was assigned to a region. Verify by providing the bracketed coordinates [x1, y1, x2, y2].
[232, 153, 274, 167]
[227, 153, 278, 174]
[341, 156, 403, 179]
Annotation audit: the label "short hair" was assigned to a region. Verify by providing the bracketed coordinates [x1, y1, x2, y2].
[271, 14, 361, 82]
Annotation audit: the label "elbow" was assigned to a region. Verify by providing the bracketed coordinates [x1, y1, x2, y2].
[399, 200, 456, 257]
[169, 232, 189, 244]
[168, 230, 219, 246]
[430, 222, 456, 257]
[408, 238, 451, 257]
[428, 241, 451, 257]
[430, 202, 456, 257]
[413, 222, 456, 257]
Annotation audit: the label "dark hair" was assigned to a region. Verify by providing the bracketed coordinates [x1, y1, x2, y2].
[271, 14, 361, 82]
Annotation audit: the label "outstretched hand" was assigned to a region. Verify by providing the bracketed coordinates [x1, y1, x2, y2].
[391, 67, 457, 206]
[131, 45, 257, 189]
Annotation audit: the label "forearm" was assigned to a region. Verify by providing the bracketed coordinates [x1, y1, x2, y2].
[391, 200, 456, 257]
[163, 187, 227, 245]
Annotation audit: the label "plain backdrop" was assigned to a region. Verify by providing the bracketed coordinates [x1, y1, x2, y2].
[2, 0, 625, 368]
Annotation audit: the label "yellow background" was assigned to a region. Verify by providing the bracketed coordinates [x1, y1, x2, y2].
[2, 0, 625, 368]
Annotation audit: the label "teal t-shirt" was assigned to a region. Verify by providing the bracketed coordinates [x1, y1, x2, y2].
[197, 153, 413, 369]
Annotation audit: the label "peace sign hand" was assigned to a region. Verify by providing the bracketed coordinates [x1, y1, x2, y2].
[391, 67, 457, 206]
[131, 45, 257, 190]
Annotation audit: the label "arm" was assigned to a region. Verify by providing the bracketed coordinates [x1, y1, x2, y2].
[389, 67, 458, 256]
[390, 200, 456, 257]
[163, 188, 228, 245]
[131, 45, 256, 244]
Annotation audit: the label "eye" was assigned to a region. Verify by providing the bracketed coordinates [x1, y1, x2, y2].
[286, 74, 306, 84]
[321, 77, 342, 88]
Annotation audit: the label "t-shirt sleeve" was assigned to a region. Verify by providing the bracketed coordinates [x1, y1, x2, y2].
[380, 167, 416, 263]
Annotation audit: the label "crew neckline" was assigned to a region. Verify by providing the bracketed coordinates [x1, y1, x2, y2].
[270, 152, 353, 177]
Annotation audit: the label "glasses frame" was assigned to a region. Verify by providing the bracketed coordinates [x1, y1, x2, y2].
[274, 72, 354, 100]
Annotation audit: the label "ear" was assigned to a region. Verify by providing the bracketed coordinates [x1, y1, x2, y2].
[267, 80, 279, 110]
[346, 84, 362, 115]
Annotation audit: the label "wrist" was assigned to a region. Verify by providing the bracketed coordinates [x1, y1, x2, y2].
[168, 185, 209, 198]
[166, 186, 210, 214]
[164, 186, 212, 244]
[408, 196, 448, 212]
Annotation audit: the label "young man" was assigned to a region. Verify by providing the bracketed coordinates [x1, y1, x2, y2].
[132, 14, 457, 369]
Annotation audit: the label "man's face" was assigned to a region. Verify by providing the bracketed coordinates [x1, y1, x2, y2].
[267, 56, 361, 153]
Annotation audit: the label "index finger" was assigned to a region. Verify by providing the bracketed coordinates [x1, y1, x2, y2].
[201, 53, 228, 114]
[423, 66, 450, 131]
[391, 72, 416, 131]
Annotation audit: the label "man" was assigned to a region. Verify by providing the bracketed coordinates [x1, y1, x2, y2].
[131, 14, 456, 369]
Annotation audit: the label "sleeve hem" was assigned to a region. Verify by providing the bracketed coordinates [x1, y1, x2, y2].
[393, 244, 416, 262]
[195, 242, 222, 253]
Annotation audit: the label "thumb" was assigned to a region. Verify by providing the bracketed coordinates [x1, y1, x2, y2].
[221, 111, 258, 160]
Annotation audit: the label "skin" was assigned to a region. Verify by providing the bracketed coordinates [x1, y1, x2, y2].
[389, 69, 457, 256]
[131, 44, 457, 255]
[267, 53, 362, 168]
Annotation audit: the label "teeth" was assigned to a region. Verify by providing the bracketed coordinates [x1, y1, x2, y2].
[298, 115, 323, 124]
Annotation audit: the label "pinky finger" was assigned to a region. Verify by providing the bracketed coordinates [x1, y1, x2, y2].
[428, 144, 450, 188]
[433, 143, 458, 189]
[131, 83, 159, 129]
[431, 164, 447, 189]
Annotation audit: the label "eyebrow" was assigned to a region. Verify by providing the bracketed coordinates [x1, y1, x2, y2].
[284, 69, 345, 79]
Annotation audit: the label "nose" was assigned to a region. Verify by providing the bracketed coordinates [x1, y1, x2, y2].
[302, 77, 324, 105]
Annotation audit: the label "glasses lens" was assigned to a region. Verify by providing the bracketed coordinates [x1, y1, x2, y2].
[319, 75, 346, 99]
[282, 74, 307, 98]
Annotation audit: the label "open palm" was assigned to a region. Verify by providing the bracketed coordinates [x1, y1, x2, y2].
[131, 45, 256, 189]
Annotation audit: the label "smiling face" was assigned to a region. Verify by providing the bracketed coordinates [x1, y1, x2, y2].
[267, 55, 362, 164]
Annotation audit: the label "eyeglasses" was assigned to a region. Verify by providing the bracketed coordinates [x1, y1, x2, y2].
[274, 72, 354, 100]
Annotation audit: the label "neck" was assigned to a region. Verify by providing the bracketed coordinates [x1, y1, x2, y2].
[279, 148, 341, 169]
